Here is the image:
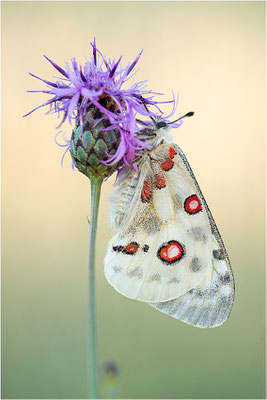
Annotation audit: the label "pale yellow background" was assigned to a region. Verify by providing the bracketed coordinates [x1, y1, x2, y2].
[2, 1, 265, 399]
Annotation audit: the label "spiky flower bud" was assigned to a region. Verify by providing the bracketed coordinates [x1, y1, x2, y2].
[70, 106, 121, 179]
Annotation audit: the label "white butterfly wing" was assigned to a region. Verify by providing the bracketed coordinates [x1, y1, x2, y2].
[149, 144, 234, 327]
[104, 144, 234, 327]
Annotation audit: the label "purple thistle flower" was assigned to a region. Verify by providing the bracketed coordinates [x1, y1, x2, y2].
[24, 39, 178, 177]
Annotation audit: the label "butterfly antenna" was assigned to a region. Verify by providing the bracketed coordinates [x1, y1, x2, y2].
[167, 111, 194, 125]
[136, 118, 149, 126]
[140, 96, 157, 125]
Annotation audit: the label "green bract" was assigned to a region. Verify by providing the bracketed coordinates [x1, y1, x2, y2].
[70, 111, 121, 179]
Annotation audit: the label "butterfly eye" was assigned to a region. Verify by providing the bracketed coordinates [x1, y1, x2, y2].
[156, 121, 168, 128]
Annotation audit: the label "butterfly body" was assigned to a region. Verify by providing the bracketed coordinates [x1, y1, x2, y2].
[104, 124, 234, 328]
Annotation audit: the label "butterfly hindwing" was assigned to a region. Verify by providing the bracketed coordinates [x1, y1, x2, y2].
[150, 251, 233, 328]
[104, 143, 234, 327]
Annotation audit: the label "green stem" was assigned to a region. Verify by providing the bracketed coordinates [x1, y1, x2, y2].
[88, 176, 103, 399]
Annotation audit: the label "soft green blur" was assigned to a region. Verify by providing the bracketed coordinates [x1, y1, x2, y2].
[2, 1, 265, 399]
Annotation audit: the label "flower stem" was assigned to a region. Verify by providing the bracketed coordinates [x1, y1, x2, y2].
[88, 176, 103, 399]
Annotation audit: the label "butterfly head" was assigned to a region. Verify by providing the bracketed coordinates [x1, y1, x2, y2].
[137, 111, 194, 149]
[137, 120, 174, 149]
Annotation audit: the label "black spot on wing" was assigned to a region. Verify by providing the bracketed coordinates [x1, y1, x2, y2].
[196, 289, 205, 298]
[113, 245, 124, 252]
[112, 265, 122, 273]
[143, 216, 161, 235]
[175, 194, 183, 207]
[209, 284, 219, 297]
[142, 245, 149, 252]
[168, 277, 180, 285]
[127, 266, 143, 279]
[220, 272, 231, 285]
[148, 273, 161, 283]
[213, 249, 225, 260]
[190, 257, 202, 272]
[187, 227, 208, 244]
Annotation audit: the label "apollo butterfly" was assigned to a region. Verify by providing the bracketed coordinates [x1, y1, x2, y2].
[104, 115, 235, 328]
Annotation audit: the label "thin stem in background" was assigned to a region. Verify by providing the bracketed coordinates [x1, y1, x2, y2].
[88, 176, 103, 399]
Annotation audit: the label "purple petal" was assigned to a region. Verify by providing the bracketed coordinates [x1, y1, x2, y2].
[79, 65, 87, 82]
[126, 50, 143, 76]
[56, 111, 68, 128]
[71, 58, 79, 74]
[102, 132, 126, 165]
[67, 91, 80, 122]
[27, 90, 52, 94]
[64, 62, 82, 87]
[43, 55, 69, 78]
[55, 131, 70, 147]
[109, 56, 122, 78]
[90, 39, 110, 72]
[28, 72, 58, 88]
[60, 145, 71, 167]
[23, 98, 55, 117]
[163, 91, 178, 119]
[92, 37, 97, 66]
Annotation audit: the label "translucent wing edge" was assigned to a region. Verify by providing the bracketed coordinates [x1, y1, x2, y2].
[149, 272, 232, 328]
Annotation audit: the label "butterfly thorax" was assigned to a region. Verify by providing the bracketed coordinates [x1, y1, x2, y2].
[136, 122, 174, 149]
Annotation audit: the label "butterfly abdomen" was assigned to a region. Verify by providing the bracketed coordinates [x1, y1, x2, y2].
[109, 170, 140, 231]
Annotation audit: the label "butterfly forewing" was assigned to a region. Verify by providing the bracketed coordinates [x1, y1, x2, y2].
[149, 144, 234, 327]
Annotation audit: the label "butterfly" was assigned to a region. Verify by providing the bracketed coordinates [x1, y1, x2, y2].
[104, 113, 235, 328]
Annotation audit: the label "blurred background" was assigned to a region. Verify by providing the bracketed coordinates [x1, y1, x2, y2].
[2, 1, 265, 399]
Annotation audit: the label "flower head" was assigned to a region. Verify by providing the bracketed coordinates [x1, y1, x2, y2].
[24, 39, 179, 177]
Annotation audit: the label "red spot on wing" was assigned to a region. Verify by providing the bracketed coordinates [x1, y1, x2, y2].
[169, 147, 177, 159]
[184, 194, 202, 214]
[160, 159, 174, 171]
[141, 180, 151, 202]
[154, 174, 166, 189]
[123, 242, 139, 255]
[157, 241, 184, 264]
